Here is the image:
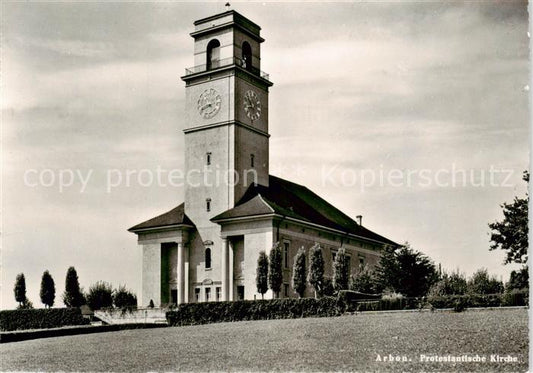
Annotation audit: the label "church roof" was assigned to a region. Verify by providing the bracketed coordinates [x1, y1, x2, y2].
[128, 203, 194, 232]
[211, 175, 398, 246]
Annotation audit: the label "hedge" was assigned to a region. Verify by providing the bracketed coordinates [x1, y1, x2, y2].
[427, 291, 528, 309]
[0, 308, 89, 331]
[166, 290, 529, 327]
[167, 297, 341, 326]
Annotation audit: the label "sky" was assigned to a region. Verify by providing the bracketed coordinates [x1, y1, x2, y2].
[1, 1, 529, 309]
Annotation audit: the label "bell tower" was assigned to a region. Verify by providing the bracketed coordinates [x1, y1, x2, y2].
[181, 10, 273, 237]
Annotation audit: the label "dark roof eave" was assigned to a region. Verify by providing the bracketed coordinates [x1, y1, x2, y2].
[128, 223, 195, 234]
[210, 212, 276, 223]
[211, 212, 397, 247]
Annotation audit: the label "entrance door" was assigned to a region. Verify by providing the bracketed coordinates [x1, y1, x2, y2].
[171, 289, 177, 305]
[237, 286, 245, 300]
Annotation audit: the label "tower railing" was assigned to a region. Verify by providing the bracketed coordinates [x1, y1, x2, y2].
[184, 57, 269, 81]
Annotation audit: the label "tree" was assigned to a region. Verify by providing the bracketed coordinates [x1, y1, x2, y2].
[374, 243, 438, 297]
[14, 273, 27, 307]
[268, 242, 283, 298]
[428, 270, 467, 296]
[507, 266, 529, 291]
[489, 171, 528, 264]
[40, 270, 56, 308]
[256, 251, 269, 299]
[113, 285, 137, 309]
[350, 267, 377, 294]
[332, 247, 350, 291]
[63, 266, 85, 307]
[307, 243, 325, 298]
[86, 281, 113, 310]
[291, 247, 307, 298]
[467, 268, 504, 295]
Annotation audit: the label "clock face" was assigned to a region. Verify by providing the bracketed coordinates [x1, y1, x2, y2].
[243, 90, 261, 122]
[197, 88, 221, 119]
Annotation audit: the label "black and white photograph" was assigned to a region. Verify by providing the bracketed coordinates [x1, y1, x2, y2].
[1, 1, 529, 371]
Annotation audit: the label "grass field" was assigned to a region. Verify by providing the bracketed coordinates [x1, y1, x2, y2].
[1, 308, 528, 372]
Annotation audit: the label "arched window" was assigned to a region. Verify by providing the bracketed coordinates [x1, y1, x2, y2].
[206, 39, 221, 70]
[242, 41, 252, 70]
[205, 248, 212, 269]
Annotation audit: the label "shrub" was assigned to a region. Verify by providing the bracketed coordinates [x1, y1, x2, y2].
[86, 281, 113, 310]
[148, 299, 155, 308]
[113, 285, 137, 309]
[350, 267, 377, 294]
[502, 289, 529, 307]
[166, 297, 341, 327]
[0, 308, 88, 331]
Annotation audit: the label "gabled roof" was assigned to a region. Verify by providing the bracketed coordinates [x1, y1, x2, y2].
[212, 175, 398, 246]
[128, 203, 194, 232]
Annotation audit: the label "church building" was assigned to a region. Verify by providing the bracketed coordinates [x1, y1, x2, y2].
[129, 9, 397, 307]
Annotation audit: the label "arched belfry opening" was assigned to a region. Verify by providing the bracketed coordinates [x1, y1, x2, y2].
[206, 39, 221, 70]
[242, 41, 252, 70]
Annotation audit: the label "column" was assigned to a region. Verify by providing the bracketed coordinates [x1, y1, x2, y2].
[177, 242, 185, 305]
[229, 239, 234, 301]
[184, 246, 189, 303]
[221, 237, 229, 301]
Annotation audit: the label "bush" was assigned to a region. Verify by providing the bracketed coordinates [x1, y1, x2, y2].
[113, 285, 137, 309]
[502, 289, 529, 307]
[166, 297, 341, 326]
[0, 308, 89, 331]
[86, 281, 113, 310]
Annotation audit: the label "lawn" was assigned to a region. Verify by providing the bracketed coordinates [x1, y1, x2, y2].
[1, 308, 528, 372]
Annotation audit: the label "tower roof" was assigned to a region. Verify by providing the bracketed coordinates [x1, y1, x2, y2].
[191, 10, 264, 42]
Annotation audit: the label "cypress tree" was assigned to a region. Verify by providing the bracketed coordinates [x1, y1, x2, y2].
[308, 244, 325, 298]
[292, 247, 307, 298]
[14, 273, 27, 307]
[332, 247, 350, 291]
[268, 242, 283, 298]
[256, 251, 269, 299]
[40, 270, 56, 308]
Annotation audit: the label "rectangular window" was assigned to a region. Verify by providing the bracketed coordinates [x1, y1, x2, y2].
[205, 287, 211, 302]
[283, 241, 289, 269]
[216, 287, 221, 301]
[250, 154, 255, 167]
[359, 255, 365, 269]
[332, 250, 337, 262]
[206, 198, 211, 212]
[206, 152, 212, 165]
[195, 288, 201, 302]
[284, 284, 289, 298]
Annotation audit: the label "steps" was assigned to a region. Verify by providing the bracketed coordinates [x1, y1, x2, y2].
[94, 308, 168, 325]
